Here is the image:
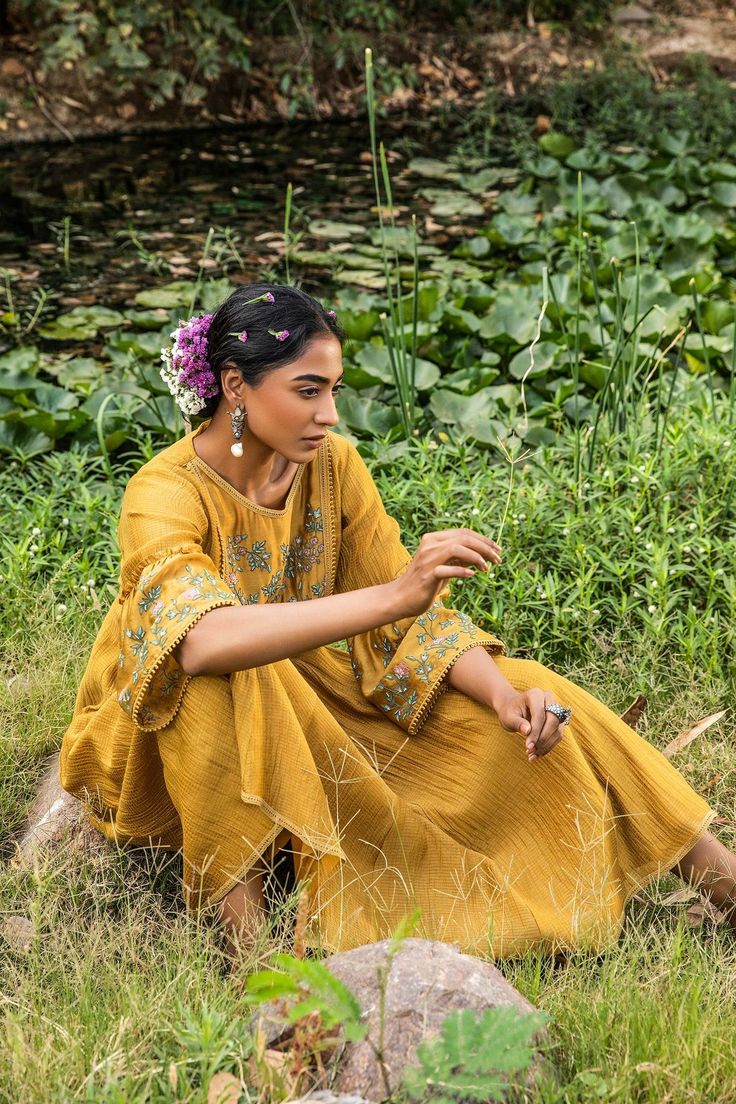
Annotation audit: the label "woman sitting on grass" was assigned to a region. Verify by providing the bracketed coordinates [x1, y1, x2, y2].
[60, 283, 736, 955]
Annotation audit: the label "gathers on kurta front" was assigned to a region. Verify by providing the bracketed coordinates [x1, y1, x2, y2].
[60, 424, 714, 956]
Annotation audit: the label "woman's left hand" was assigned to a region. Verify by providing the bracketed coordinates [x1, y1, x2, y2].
[494, 688, 565, 763]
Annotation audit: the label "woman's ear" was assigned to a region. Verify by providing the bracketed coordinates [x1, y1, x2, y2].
[221, 363, 246, 405]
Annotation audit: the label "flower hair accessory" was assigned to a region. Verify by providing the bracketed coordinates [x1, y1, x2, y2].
[160, 313, 218, 415]
[268, 328, 290, 342]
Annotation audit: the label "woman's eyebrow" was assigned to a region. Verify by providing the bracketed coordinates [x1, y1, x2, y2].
[291, 373, 345, 384]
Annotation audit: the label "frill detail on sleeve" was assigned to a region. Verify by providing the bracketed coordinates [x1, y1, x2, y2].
[116, 545, 238, 732]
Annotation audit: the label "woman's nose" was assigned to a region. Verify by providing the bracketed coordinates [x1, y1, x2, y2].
[317, 394, 340, 426]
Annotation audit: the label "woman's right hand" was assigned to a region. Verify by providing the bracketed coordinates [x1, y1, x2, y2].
[389, 529, 503, 619]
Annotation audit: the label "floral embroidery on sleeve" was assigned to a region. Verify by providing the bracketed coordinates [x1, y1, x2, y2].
[116, 553, 237, 732]
[349, 598, 504, 736]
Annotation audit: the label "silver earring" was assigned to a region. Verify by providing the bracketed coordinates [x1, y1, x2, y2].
[228, 404, 246, 457]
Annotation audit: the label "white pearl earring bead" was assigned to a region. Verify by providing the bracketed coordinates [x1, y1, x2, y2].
[230, 442, 243, 457]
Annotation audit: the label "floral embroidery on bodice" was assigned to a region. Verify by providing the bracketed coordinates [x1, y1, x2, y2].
[225, 501, 327, 605]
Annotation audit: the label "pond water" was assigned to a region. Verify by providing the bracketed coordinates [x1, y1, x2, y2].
[0, 117, 454, 315]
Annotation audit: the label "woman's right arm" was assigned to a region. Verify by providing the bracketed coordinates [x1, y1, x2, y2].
[175, 527, 499, 676]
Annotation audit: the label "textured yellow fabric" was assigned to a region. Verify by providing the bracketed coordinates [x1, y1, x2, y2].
[60, 424, 714, 956]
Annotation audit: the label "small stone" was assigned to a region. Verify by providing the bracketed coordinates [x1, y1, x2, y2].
[613, 3, 653, 22]
[2, 915, 34, 953]
[1, 57, 26, 80]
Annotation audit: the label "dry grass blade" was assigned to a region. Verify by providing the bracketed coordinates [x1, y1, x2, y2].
[620, 694, 648, 730]
[662, 710, 726, 759]
[660, 887, 698, 906]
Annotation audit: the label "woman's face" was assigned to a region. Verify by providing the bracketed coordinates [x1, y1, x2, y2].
[237, 334, 344, 461]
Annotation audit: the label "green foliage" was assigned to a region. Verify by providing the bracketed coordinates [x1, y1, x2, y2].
[402, 1005, 547, 1103]
[14, 0, 251, 106]
[244, 952, 367, 1043]
[459, 60, 736, 163]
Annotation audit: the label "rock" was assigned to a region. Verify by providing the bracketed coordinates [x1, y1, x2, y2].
[0, 57, 26, 80]
[254, 938, 546, 1103]
[613, 3, 653, 24]
[14, 753, 103, 863]
[2, 915, 34, 953]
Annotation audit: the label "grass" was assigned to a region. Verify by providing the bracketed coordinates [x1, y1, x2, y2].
[1, 388, 735, 1101]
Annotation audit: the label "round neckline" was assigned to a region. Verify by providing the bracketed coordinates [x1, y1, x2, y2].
[187, 422, 306, 517]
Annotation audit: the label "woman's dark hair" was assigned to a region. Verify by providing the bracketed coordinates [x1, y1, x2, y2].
[201, 283, 345, 418]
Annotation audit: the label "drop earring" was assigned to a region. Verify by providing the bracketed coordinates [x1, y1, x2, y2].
[228, 404, 246, 457]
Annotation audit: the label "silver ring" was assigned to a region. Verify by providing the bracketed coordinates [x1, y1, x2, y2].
[545, 702, 572, 725]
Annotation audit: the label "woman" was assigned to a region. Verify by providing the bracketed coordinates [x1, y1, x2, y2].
[60, 283, 736, 955]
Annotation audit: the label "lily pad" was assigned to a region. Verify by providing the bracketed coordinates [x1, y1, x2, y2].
[0, 420, 54, 459]
[55, 358, 104, 393]
[354, 344, 440, 390]
[135, 281, 195, 309]
[336, 390, 400, 436]
[39, 306, 125, 341]
[479, 287, 543, 345]
[509, 341, 560, 381]
[418, 189, 484, 219]
[309, 219, 366, 240]
[407, 158, 461, 181]
[0, 346, 40, 375]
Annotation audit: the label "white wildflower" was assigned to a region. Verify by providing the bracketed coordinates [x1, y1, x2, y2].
[648, 604, 656, 613]
[62, 517, 69, 527]
[30, 543, 38, 553]
[56, 603, 67, 614]
[31, 526, 41, 536]
[633, 524, 642, 534]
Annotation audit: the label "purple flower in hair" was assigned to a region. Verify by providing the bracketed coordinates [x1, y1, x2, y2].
[237, 330, 248, 342]
[265, 292, 275, 303]
[269, 328, 290, 342]
[327, 309, 337, 319]
[160, 312, 218, 415]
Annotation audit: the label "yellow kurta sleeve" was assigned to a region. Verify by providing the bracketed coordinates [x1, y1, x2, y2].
[116, 464, 238, 733]
[333, 439, 504, 735]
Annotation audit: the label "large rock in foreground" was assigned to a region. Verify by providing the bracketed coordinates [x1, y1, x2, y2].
[256, 937, 547, 1103]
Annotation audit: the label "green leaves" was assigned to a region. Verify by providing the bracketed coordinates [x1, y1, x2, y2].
[402, 1006, 547, 1104]
[244, 953, 367, 1044]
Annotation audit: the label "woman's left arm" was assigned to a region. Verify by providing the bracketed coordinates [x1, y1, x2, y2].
[447, 647, 564, 763]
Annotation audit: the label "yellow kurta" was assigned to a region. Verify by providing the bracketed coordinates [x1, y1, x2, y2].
[60, 424, 714, 956]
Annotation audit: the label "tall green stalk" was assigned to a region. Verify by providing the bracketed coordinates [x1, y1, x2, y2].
[364, 46, 418, 440]
[573, 172, 583, 484]
[690, 279, 716, 417]
[283, 181, 293, 285]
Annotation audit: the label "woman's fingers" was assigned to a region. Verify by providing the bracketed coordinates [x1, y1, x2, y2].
[527, 692, 564, 762]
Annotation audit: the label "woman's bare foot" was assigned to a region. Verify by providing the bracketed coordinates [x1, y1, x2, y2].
[673, 830, 736, 927]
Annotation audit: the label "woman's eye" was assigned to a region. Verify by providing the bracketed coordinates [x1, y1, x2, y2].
[300, 386, 344, 398]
